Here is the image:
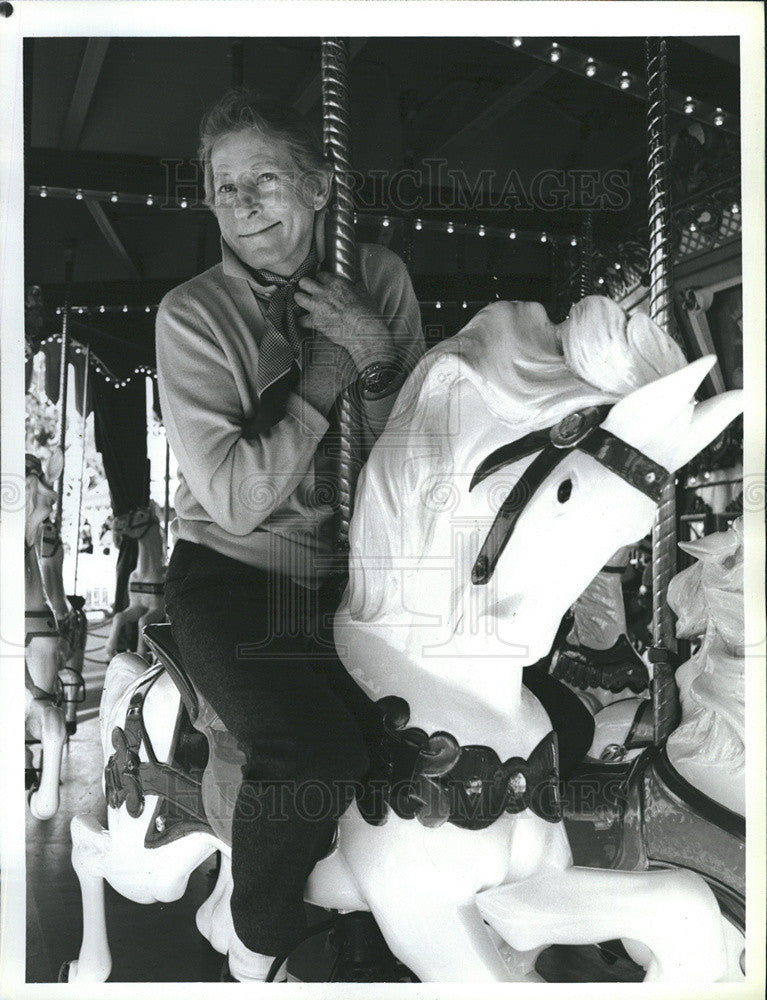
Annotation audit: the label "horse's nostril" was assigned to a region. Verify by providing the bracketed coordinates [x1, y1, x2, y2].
[557, 479, 572, 503]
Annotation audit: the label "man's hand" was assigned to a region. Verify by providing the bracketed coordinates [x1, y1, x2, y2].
[294, 272, 395, 371]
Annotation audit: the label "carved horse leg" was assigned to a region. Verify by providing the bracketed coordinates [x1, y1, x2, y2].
[476, 865, 728, 982]
[25, 634, 66, 821]
[195, 851, 235, 955]
[65, 810, 218, 984]
[105, 605, 144, 661]
[63, 815, 113, 983]
[26, 693, 66, 821]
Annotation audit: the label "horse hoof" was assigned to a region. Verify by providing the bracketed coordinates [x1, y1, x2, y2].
[66, 720, 77, 736]
[58, 961, 71, 982]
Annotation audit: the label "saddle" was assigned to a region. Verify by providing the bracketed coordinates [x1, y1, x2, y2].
[551, 635, 650, 694]
[104, 624, 245, 848]
[105, 624, 562, 850]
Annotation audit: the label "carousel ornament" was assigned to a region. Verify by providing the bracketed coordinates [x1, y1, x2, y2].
[64, 296, 743, 984]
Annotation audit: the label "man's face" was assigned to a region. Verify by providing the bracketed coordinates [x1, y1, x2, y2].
[211, 129, 328, 276]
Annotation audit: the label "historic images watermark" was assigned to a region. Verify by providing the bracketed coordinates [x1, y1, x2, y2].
[160, 158, 631, 214]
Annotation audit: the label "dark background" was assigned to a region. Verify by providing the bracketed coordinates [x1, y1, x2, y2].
[24, 35, 741, 377]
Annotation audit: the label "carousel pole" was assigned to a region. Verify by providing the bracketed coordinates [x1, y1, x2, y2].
[579, 211, 593, 300]
[164, 437, 171, 560]
[321, 38, 358, 555]
[55, 242, 76, 534]
[72, 345, 90, 595]
[645, 37, 680, 742]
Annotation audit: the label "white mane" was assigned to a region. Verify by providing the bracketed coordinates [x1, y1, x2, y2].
[348, 296, 686, 623]
[666, 518, 745, 812]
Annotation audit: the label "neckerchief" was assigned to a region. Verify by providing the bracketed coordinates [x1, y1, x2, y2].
[252, 246, 319, 398]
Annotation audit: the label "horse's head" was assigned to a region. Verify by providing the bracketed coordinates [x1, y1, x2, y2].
[470, 356, 743, 661]
[112, 505, 158, 541]
[669, 516, 744, 648]
[25, 451, 62, 545]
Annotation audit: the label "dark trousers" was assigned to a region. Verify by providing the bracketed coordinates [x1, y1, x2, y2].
[164, 540, 370, 956]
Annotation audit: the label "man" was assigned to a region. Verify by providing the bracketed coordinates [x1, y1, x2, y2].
[156, 89, 423, 981]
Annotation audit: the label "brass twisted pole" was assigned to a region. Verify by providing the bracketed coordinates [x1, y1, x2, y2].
[646, 37, 679, 741]
[579, 211, 593, 301]
[322, 38, 358, 554]
[55, 243, 75, 534]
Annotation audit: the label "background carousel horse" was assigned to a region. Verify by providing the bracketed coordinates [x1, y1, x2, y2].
[40, 519, 87, 733]
[547, 544, 652, 715]
[64, 295, 743, 984]
[591, 518, 745, 814]
[105, 504, 167, 661]
[25, 452, 68, 820]
[666, 518, 744, 815]
[587, 518, 745, 794]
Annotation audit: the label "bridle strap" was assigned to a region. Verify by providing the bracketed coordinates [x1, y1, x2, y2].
[470, 427, 556, 492]
[577, 427, 668, 505]
[471, 407, 672, 586]
[471, 445, 563, 586]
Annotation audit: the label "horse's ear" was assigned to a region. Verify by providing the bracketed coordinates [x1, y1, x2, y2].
[45, 448, 64, 484]
[603, 356, 743, 472]
[666, 389, 743, 472]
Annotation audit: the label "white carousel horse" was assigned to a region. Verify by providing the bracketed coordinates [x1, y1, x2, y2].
[666, 519, 744, 813]
[40, 520, 87, 733]
[66, 297, 743, 983]
[25, 452, 68, 820]
[105, 505, 166, 661]
[548, 543, 652, 714]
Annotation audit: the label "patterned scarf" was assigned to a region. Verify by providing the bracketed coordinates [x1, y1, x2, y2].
[253, 246, 319, 398]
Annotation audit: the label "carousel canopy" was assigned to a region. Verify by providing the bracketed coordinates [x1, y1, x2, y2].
[25, 34, 741, 383]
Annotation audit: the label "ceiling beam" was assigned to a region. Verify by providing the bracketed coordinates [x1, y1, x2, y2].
[59, 38, 110, 151]
[293, 39, 369, 116]
[85, 199, 141, 279]
[429, 65, 558, 158]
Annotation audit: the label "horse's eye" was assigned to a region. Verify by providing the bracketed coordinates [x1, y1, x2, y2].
[557, 479, 572, 503]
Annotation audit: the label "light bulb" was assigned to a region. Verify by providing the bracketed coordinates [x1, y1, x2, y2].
[40, 186, 48, 198]
[585, 59, 596, 78]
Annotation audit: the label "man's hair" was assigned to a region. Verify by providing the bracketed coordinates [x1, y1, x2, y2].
[198, 88, 332, 207]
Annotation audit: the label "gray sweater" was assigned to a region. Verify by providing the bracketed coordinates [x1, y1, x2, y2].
[156, 237, 424, 586]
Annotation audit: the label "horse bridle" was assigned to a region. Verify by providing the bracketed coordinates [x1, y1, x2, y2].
[470, 405, 672, 586]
